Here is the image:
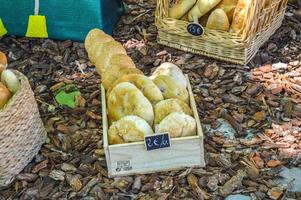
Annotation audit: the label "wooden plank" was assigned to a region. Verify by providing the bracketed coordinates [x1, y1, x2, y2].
[101, 85, 112, 175]
[108, 137, 203, 177]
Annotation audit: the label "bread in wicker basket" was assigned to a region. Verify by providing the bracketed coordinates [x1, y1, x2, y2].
[0, 70, 47, 187]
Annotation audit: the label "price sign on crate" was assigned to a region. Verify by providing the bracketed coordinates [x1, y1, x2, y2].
[144, 133, 171, 151]
[187, 23, 204, 36]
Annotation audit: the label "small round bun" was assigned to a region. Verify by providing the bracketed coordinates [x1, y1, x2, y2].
[151, 62, 187, 88]
[108, 115, 154, 144]
[108, 82, 154, 126]
[107, 74, 164, 105]
[153, 75, 189, 103]
[94, 41, 127, 75]
[157, 112, 196, 138]
[154, 98, 192, 124]
[102, 66, 142, 90]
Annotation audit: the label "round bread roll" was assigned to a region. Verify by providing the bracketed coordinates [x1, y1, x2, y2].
[97, 54, 135, 76]
[107, 74, 164, 105]
[154, 98, 192, 124]
[153, 75, 189, 103]
[94, 41, 127, 75]
[102, 66, 143, 90]
[157, 112, 196, 138]
[151, 62, 187, 89]
[107, 82, 154, 126]
[108, 115, 154, 145]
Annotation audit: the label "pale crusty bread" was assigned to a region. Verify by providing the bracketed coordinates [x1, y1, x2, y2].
[169, 0, 197, 19]
[150, 62, 187, 89]
[94, 41, 127, 75]
[107, 82, 154, 126]
[154, 98, 192, 124]
[153, 75, 189, 103]
[188, 0, 222, 22]
[108, 115, 154, 145]
[86, 33, 114, 63]
[230, 0, 251, 33]
[107, 74, 164, 105]
[216, 0, 238, 23]
[102, 66, 142, 90]
[206, 9, 230, 31]
[157, 112, 196, 138]
[97, 53, 136, 77]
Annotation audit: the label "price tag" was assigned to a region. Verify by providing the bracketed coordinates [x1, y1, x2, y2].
[144, 133, 171, 151]
[187, 23, 204, 36]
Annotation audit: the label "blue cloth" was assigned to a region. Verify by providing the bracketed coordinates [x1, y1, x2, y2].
[0, 0, 124, 41]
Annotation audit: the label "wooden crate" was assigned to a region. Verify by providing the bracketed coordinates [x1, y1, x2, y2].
[102, 76, 205, 177]
[155, 0, 288, 65]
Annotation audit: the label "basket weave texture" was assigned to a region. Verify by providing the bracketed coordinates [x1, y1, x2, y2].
[155, 0, 289, 65]
[0, 71, 46, 187]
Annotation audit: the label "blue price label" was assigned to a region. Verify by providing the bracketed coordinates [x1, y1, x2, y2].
[187, 23, 204, 36]
[144, 133, 171, 151]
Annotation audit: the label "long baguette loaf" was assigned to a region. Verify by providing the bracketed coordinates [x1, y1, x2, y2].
[169, 0, 197, 19]
[230, 0, 251, 33]
[188, 0, 222, 22]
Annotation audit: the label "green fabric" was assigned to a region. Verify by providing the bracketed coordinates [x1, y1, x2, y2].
[0, 0, 124, 41]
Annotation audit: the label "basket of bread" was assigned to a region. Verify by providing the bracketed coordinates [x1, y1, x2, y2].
[155, 0, 288, 64]
[0, 51, 46, 187]
[85, 29, 205, 177]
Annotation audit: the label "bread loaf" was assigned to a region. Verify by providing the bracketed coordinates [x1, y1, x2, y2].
[230, 0, 251, 33]
[157, 112, 196, 138]
[97, 53, 135, 76]
[153, 75, 189, 103]
[151, 62, 187, 89]
[154, 98, 192, 124]
[94, 41, 127, 75]
[0, 82, 11, 109]
[107, 82, 154, 126]
[188, 0, 222, 22]
[206, 9, 230, 31]
[108, 115, 153, 144]
[107, 74, 163, 105]
[169, 0, 197, 19]
[84, 28, 116, 66]
[0, 51, 7, 73]
[216, 0, 238, 23]
[102, 66, 142, 90]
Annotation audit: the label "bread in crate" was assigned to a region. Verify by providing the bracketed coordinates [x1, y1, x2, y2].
[155, 0, 288, 64]
[84, 29, 205, 176]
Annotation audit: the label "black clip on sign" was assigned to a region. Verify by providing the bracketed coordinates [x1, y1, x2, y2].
[144, 132, 171, 151]
[187, 22, 204, 36]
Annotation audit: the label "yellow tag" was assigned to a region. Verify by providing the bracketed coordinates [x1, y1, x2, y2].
[26, 15, 48, 38]
[0, 18, 7, 36]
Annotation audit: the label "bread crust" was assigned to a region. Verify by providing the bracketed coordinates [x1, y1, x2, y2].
[107, 74, 163, 105]
[107, 82, 154, 126]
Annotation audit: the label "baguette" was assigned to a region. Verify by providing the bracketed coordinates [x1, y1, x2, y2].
[230, 0, 251, 33]
[169, 0, 197, 19]
[188, 0, 222, 22]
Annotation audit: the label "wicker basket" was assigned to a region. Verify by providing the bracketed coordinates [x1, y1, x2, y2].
[155, 0, 288, 65]
[0, 71, 47, 187]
